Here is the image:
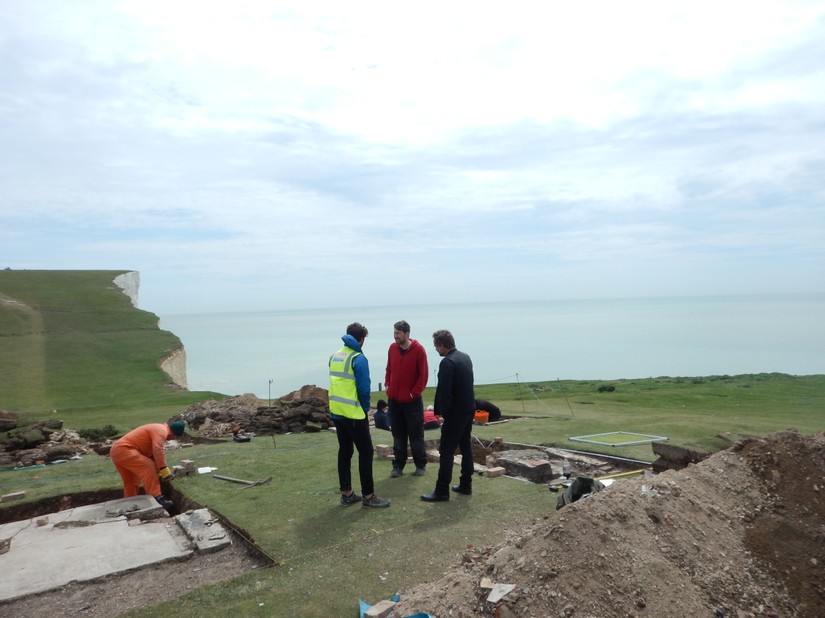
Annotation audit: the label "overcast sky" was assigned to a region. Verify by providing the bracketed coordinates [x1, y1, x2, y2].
[2, 1, 824, 315]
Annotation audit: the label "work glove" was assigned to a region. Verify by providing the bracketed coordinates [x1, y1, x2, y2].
[158, 466, 174, 480]
[155, 494, 175, 516]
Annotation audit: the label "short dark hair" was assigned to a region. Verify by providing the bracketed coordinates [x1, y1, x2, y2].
[393, 320, 410, 333]
[432, 329, 455, 349]
[376, 399, 387, 410]
[346, 322, 368, 341]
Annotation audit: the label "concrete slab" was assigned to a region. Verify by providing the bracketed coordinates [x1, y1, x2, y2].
[0, 496, 204, 603]
[64, 494, 169, 522]
[176, 508, 232, 554]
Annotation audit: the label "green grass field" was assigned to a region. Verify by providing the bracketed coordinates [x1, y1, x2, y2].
[1, 271, 823, 617]
[0, 270, 225, 426]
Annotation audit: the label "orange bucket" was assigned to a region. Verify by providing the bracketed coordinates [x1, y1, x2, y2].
[474, 411, 489, 423]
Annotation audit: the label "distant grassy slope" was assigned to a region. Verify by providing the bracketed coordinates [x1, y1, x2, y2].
[0, 270, 225, 426]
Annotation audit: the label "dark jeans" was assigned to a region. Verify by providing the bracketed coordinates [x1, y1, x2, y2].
[389, 397, 427, 470]
[332, 416, 374, 496]
[435, 413, 474, 495]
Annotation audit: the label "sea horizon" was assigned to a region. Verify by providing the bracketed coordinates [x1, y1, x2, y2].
[158, 292, 825, 399]
[160, 291, 820, 319]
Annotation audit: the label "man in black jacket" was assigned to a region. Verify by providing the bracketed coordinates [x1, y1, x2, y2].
[421, 329, 475, 502]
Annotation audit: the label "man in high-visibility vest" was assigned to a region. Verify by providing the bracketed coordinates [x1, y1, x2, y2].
[328, 322, 391, 509]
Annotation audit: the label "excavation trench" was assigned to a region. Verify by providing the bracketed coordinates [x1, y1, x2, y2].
[420, 435, 651, 485]
[0, 488, 273, 618]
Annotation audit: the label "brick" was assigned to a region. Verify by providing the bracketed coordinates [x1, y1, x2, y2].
[375, 444, 393, 459]
[365, 599, 396, 618]
[1, 491, 26, 503]
[173, 465, 195, 477]
[486, 467, 506, 478]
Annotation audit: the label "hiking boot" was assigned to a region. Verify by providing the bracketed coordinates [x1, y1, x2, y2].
[340, 492, 362, 506]
[362, 494, 391, 508]
[390, 467, 403, 478]
[413, 467, 426, 476]
[451, 485, 472, 495]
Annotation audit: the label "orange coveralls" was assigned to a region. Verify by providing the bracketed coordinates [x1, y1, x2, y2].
[110, 423, 173, 498]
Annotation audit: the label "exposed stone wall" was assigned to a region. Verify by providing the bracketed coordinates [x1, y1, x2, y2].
[651, 441, 709, 472]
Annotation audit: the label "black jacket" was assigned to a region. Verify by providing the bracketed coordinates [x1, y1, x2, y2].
[434, 348, 475, 418]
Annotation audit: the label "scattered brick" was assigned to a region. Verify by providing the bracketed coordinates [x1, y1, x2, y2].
[375, 444, 393, 459]
[365, 599, 396, 618]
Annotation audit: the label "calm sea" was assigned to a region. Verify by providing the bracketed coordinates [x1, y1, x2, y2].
[158, 294, 825, 399]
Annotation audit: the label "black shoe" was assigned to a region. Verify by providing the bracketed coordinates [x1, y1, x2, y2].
[420, 492, 449, 502]
[451, 485, 472, 495]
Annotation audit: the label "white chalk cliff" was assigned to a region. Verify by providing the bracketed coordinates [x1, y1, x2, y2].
[113, 271, 188, 390]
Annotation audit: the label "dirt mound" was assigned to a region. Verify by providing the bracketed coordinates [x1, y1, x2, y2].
[180, 386, 331, 437]
[392, 430, 825, 618]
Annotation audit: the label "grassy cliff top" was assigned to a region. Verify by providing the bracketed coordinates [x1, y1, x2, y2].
[0, 270, 224, 427]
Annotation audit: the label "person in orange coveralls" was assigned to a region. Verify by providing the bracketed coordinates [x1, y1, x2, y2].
[110, 420, 186, 514]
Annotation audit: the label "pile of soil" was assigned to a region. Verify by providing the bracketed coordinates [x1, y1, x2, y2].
[179, 386, 332, 437]
[392, 429, 825, 617]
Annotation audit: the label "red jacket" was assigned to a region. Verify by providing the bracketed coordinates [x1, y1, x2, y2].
[423, 407, 441, 426]
[385, 338, 428, 403]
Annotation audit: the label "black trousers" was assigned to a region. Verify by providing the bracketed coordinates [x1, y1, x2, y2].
[435, 413, 474, 495]
[389, 396, 427, 469]
[332, 416, 374, 496]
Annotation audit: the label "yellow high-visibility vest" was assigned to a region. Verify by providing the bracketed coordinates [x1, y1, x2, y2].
[328, 346, 365, 419]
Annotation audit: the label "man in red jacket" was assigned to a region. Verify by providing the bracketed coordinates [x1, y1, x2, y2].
[385, 320, 429, 477]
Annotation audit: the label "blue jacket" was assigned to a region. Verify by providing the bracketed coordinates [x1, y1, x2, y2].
[334, 333, 371, 414]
